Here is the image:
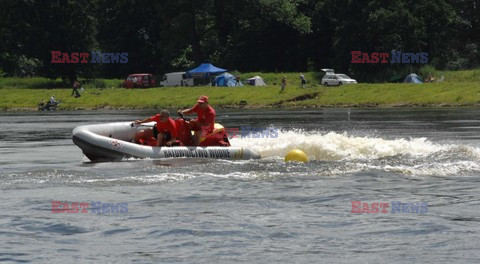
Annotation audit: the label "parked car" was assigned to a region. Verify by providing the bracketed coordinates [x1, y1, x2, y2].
[159, 72, 194, 87]
[123, 73, 156, 88]
[321, 72, 357, 86]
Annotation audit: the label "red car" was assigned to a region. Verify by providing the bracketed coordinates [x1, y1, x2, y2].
[123, 73, 156, 88]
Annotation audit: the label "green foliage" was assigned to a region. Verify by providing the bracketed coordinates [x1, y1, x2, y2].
[0, 0, 478, 82]
[292, 82, 480, 107]
[2, 69, 480, 110]
[435, 69, 480, 83]
[0, 0, 98, 81]
[0, 77, 68, 89]
[81, 79, 123, 89]
[2, 80, 480, 110]
[237, 72, 320, 86]
[419, 65, 438, 78]
[14, 56, 42, 77]
[0, 77, 122, 89]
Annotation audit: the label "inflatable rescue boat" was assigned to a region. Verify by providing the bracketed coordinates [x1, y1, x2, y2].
[72, 118, 261, 162]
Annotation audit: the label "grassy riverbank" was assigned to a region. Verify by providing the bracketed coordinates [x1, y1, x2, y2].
[1, 82, 480, 110]
[1, 70, 479, 110]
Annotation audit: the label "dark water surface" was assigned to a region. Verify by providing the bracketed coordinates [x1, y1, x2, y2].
[1, 108, 480, 263]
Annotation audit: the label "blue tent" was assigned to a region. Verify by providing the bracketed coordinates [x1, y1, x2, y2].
[186, 63, 227, 78]
[214, 72, 243, 87]
[403, 73, 423, 83]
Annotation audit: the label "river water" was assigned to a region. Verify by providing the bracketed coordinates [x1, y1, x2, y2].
[1, 108, 480, 263]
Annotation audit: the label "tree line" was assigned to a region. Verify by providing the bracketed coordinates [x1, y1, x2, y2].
[0, 0, 478, 83]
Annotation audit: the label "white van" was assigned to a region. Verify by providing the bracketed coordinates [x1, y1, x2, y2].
[160, 72, 194, 87]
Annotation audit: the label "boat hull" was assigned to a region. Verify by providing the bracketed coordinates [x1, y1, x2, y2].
[72, 122, 260, 162]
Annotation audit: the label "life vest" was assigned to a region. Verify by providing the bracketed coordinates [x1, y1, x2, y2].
[138, 137, 157, 147]
[138, 137, 183, 147]
[199, 124, 230, 147]
[174, 119, 193, 146]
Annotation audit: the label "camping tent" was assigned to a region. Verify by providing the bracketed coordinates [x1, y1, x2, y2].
[403, 73, 423, 83]
[246, 76, 266, 86]
[214, 72, 243, 87]
[186, 63, 227, 78]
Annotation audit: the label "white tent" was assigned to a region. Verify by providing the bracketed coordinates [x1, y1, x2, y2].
[246, 76, 266, 86]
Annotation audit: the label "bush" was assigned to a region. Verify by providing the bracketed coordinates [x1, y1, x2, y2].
[14, 56, 42, 77]
[92, 80, 106, 88]
[419, 65, 437, 78]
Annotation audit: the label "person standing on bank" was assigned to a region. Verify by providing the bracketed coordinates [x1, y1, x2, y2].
[280, 76, 287, 93]
[235, 75, 241, 86]
[300, 73, 306, 88]
[72, 80, 81, 98]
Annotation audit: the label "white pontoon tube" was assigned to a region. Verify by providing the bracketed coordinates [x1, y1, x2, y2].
[72, 122, 261, 162]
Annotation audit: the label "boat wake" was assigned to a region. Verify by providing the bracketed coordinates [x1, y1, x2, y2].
[3, 130, 479, 187]
[231, 129, 480, 176]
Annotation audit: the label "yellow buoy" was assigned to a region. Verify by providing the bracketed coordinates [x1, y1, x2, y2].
[284, 149, 308, 163]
